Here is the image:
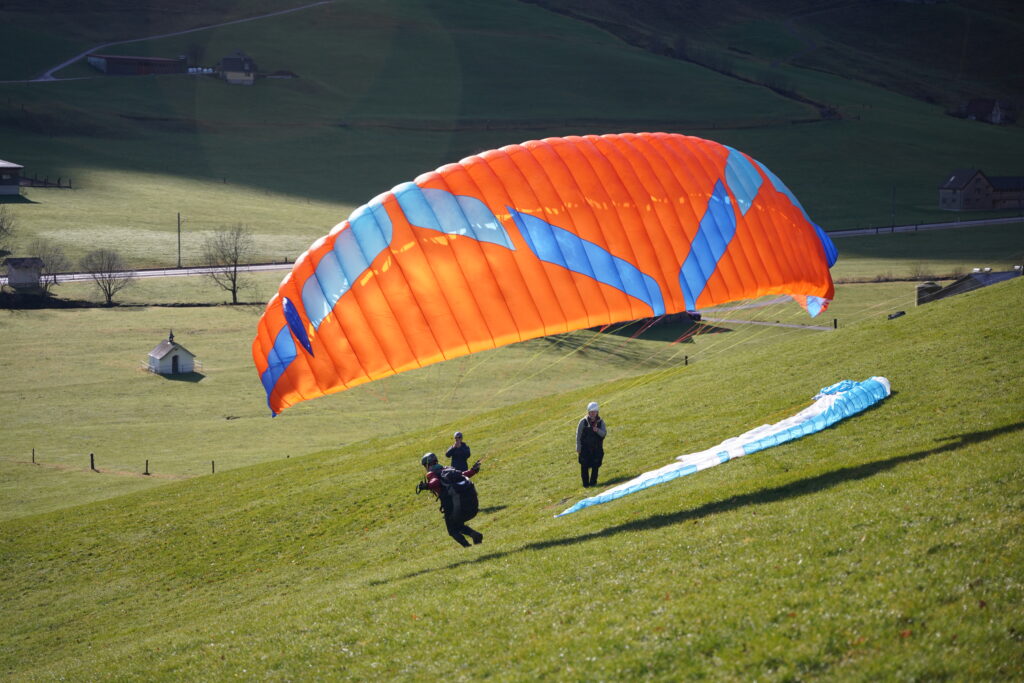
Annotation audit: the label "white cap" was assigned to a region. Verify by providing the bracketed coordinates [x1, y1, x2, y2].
[587, 401, 599, 412]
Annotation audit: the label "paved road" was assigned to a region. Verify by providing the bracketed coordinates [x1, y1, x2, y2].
[0, 262, 292, 287]
[829, 215, 1023, 238]
[58, 262, 292, 282]
[4, 216, 1020, 287]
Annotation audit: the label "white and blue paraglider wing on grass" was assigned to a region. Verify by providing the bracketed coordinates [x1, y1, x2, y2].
[556, 377, 891, 517]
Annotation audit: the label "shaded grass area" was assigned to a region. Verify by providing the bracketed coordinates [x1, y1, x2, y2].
[830, 223, 1024, 282]
[535, 0, 1023, 111]
[1, 0, 1022, 274]
[0, 278, 1020, 679]
[0, 0, 319, 80]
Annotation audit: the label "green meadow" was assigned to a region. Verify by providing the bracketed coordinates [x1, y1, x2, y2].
[2, 274, 1021, 681]
[2, 269, 915, 520]
[2, 0, 1024, 678]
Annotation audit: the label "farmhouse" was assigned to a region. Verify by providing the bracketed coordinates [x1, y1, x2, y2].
[961, 98, 1014, 125]
[87, 54, 187, 75]
[147, 331, 197, 375]
[218, 51, 257, 85]
[0, 159, 23, 195]
[938, 169, 1024, 211]
[3, 257, 44, 293]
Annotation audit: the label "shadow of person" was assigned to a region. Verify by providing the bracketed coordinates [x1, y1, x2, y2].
[591, 474, 636, 488]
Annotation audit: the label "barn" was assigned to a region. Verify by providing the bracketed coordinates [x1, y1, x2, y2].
[87, 54, 187, 75]
[218, 51, 257, 85]
[4, 257, 44, 293]
[939, 169, 1024, 211]
[0, 159, 23, 195]
[147, 331, 197, 375]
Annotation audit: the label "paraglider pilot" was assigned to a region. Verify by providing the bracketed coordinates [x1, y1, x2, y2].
[576, 401, 607, 487]
[416, 452, 483, 547]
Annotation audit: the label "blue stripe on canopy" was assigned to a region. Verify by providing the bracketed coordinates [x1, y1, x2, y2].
[678, 180, 737, 310]
[723, 147, 762, 216]
[509, 208, 665, 316]
[282, 297, 313, 356]
[261, 325, 298, 415]
[394, 183, 514, 249]
[301, 200, 393, 330]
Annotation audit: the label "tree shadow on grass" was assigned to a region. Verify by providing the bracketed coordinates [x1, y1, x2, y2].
[368, 421, 1023, 586]
[606, 319, 733, 343]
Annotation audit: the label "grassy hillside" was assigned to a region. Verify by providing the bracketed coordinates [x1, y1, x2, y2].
[527, 0, 1024, 112]
[1, 276, 1020, 680]
[2, 3, 1021, 678]
[3, 215, 1020, 521]
[2, 263, 926, 520]
[2, 0, 1023, 270]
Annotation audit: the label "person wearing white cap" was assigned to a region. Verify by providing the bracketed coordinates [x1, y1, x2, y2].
[575, 401, 607, 487]
[445, 430, 471, 471]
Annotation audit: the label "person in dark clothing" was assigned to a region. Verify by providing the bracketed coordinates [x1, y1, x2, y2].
[576, 401, 607, 487]
[417, 452, 483, 547]
[444, 431, 471, 471]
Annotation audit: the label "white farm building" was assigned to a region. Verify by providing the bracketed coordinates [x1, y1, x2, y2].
[147, 331, 197, 375]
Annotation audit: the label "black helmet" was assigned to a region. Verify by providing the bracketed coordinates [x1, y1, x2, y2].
[421, 452, 438, 467]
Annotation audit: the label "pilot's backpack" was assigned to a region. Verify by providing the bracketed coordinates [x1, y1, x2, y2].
[436, 467, 478, 521]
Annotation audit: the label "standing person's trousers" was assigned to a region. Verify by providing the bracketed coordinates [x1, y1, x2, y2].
[581, 464, 600, 487]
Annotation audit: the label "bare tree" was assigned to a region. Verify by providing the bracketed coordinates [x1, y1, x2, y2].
[0, 205, 16, 255]
[27, 237, 71, 295]
[80, 249, 135, 305]
[202, 224, 255, 304]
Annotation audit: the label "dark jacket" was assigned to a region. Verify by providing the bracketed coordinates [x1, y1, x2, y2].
[576, 415, 607, 465]
[445, 442, 471, 471]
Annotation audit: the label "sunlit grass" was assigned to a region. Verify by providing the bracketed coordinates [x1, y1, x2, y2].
[1, 278, 1020, 680]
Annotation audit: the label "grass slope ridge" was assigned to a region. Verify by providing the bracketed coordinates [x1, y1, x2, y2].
[3, 278, 1022, 679]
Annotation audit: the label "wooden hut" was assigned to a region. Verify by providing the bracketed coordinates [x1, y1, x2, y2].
[147, 330, 197, 375]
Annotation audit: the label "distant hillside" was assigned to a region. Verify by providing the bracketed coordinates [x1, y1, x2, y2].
[522, 0, 1024, 114]
[2, 0, 1023, 270]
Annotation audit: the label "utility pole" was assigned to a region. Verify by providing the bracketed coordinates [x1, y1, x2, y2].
[177, 212, 182, 268]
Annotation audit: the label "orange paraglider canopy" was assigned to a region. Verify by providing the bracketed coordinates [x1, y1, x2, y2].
[254, 132, 837, 414]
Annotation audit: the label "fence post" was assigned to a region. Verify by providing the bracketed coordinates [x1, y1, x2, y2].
[32, 448, 35, 464]
[144, 459, 150, 476]
[833, 318, 838, 329]
[90, 453, 97, 471]
[211, 460, 215, 474]
[684, 355, 688, 366]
